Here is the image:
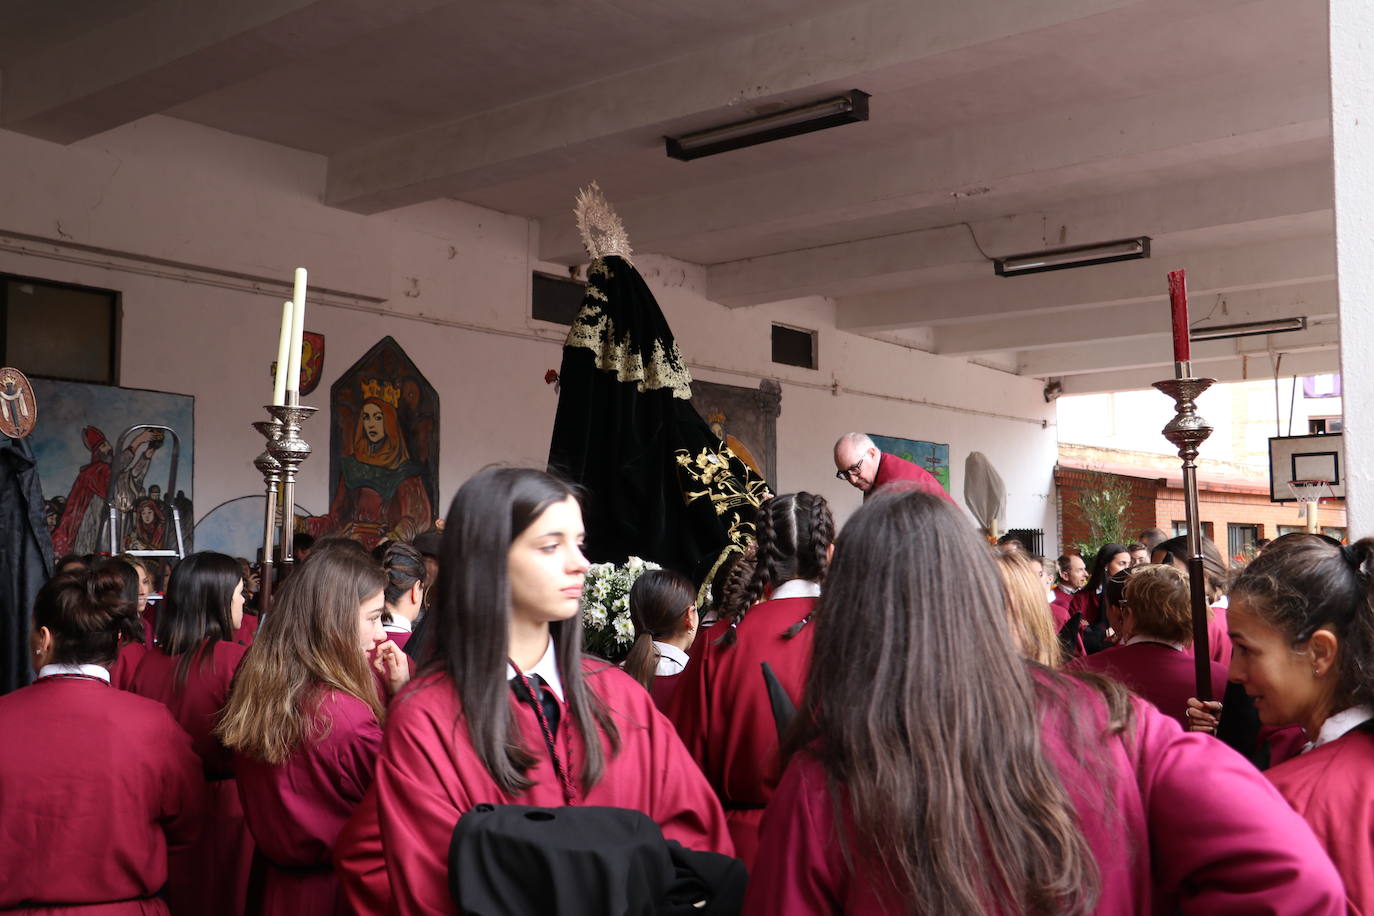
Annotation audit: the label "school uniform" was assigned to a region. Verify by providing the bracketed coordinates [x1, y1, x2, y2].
[110, 638, 148, 690]
[647, 640, 688, 712]
[233, 612, 260, 646]
[1266, 706, 1374, 915]
[382, 614, 413, 652]
[234, 689, 382, 916]
[0, 664, 203, 915]
[336, 640, 731, 916]
[1069, 637, 1228, 728]
[746, 685, 1346, 915]
[666, 581, 818, 869]
[1206, 599, 1232, 668]
[127, 641, 253, 916]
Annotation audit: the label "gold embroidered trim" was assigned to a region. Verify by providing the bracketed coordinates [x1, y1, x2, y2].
[675, 443, 773, 548]
[566, 303, 694, 398]
[575, 182, 633, 263]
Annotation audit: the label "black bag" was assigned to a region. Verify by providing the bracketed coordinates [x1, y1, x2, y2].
[448, 804, 746, 916]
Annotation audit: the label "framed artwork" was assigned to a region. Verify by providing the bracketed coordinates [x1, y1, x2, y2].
[689, 379, 782, 486]
[28, 378, 194, 556]
[299, 337, 439, 549]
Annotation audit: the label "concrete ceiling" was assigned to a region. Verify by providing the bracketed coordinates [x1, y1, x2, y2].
[0, 0, 1338, 394]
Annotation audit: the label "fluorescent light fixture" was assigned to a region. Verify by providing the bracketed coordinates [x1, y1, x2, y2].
[994, 237, 1150, 277]
[1190, 317, 1307, 342]
[666, 90, 870, 161]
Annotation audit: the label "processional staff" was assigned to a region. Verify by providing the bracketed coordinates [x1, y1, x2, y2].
[1152, 269, 1215, 701]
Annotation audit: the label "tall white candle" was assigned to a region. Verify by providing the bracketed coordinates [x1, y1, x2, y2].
[286, 268, 307, 394]
[272, 300, 292, 406]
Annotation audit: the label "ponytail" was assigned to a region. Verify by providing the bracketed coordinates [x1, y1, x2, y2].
[624, 570, 695, 688]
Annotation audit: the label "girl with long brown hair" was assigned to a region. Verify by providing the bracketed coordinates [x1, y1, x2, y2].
[747, 489, 1345, 915]
[218, 542, 408, 916]
[0, 568, 202, 914]
[334, 467, 730, 916]
[126, 551, 253, 916]
[667, 490, 834, 869]
[1188, 533, 1374, 913]
[622, 568, 698, 709]
[993, 551, 1061, 667]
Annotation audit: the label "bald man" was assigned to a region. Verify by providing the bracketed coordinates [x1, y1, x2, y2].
[833, 433, 955, 504]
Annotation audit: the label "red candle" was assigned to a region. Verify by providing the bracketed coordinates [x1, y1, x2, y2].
[1168, 269, 1190, 363]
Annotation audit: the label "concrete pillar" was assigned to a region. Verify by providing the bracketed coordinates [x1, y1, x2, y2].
[1330, 0, 1374, 535]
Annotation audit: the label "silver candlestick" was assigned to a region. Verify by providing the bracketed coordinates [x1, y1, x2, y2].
[1152, 368, 1216, 701]
[252, 418, 283, 614]
[266, 397, 317, 576]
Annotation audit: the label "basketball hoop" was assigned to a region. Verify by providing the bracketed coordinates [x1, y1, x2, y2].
[1288, 479, 1332, 534]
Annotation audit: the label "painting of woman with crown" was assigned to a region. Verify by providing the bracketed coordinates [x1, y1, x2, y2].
[300, 337, 438, 550]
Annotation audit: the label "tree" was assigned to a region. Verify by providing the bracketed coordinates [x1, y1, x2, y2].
[1073, 472, 1133, 558]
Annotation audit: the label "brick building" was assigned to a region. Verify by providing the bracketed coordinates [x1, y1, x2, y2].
[1056, 445, 1347, 562]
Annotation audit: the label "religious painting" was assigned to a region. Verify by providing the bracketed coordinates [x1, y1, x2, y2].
[27, 378, 194, 557]
[300, 337, 439, 549]
[0, 367, 38, 439]
[689, 379, 782, 486]
[869, 433, 950, 492]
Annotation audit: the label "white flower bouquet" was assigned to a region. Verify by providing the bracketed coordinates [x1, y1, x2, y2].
[580, 556, 660, 661]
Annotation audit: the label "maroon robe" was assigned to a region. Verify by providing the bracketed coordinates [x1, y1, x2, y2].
[235, 689, 383, 916]
[868, 452, 955, 504]
[111, 639, 149, 691]
[0, 676, 203, 914]
[649, 670, 682, 712]
[666, 595, 815, 869]
[336, 661, 732, 916]
[746, 687, 1345, 915]
[381, 625, 411, 652]
[1049, 587, 1074, 628]
[1070, 640, 1228, 728]
[127, 641, 252, 916]
[234, 612, 260, 646]
[1267, 728, 1374, 915]
[1208, 602, 1232, 668]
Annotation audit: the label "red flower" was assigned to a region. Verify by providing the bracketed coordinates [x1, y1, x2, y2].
[544, 369, 559, 385]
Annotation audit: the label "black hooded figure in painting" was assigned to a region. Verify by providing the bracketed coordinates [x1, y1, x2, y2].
[547, 184, 771, 584]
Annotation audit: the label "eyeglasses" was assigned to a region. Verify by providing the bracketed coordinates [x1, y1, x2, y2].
[835, 457, 865, 481]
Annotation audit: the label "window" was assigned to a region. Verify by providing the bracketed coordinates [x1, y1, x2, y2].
[1277, 525, 1304, 537]
[1322, 526, 1347, 542]
[771, 324, 817, 369]
[1309, 416, 1343, 435]
[531, 272, 586, 326]
[2, 274, 119, 384]
[1227, 524, 1260, 561]
[1171, 521, 1214, 541]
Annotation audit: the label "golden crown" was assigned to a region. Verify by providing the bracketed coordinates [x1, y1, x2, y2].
[361, 378, 401, 408]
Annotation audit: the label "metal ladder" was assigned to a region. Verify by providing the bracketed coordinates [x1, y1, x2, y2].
[100, 424, 188, 561]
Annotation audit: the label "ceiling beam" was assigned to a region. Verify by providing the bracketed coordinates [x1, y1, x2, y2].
[1056, 347, 1339, 395]
[836, 234, 1335, 332]
[0, 0, 452, 144]
[1019, 319, 1340, 378]
[707, 159, 1332, 307]
[537, 71, 1329, 262]
[933, 280, 1338, 355]
[324, 0, 1147, 214]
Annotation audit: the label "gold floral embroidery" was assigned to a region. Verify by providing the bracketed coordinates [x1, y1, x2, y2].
[675, 444, 773, 545]
[565, 302, 694, 398]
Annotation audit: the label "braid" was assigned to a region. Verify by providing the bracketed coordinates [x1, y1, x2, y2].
[784, 492, 835, 639]
[717, 497, 788, 647]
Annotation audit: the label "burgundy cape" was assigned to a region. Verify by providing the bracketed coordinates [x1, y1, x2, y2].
[746, 687, 1345, 915]
[235, 690, 383, 916]
[1050, 587, 1074, 628]
[1070, 641, 1228, 728]
[868, 452, 955, 504]
[649, 670, 682, 712]
[111, 639, 148, 691]
[337, 661, 732, 916]
[0, 677, 203, 915]
[127, 641, 252, 916]
[233, 612, 260, 646]
[1267, 728, 1374, 915]
[666, 595, 815, 869]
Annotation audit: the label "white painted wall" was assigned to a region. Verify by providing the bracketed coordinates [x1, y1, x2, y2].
[0, 116, 1059, 552]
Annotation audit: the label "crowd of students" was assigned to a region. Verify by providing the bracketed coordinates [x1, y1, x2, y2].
[2, 466, 1371, 914]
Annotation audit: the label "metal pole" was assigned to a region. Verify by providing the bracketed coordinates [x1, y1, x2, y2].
[267, 392, 316, 589]
[251, 418, 283, 615]
[1153, 365, 1216, 702]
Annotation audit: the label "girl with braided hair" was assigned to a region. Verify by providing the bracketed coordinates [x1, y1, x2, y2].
[1186, 532, 1374, 913]
[666, 491, 835, 869]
